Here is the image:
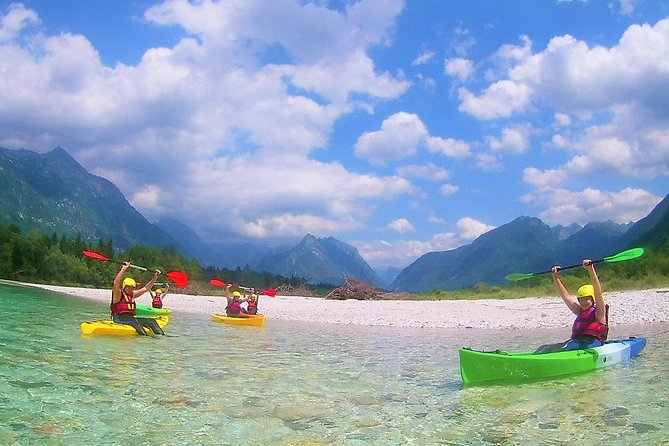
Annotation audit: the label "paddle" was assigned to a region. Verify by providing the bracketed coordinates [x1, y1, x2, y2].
[209, 279, 232, 288]
[505, 247, 645, 282]
[239, 286, 277, 298]
[82, 250, 189, 288]
[210, 280, 277, 297]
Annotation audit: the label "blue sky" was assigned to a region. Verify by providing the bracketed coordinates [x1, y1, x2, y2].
[1, 0, 668, 269]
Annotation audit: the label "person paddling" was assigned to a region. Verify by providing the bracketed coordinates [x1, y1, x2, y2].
[149, 283, 169, 309]
[224, 288, 247, 317]
[111, 262, 165, 335]
[242, 292, 259, 315]
[535, 259, 608, 353]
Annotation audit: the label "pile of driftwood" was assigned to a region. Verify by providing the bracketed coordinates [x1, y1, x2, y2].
[324, 278, 420, 300]
[325, 278, 382, 300]
[276, 279, 419, 300]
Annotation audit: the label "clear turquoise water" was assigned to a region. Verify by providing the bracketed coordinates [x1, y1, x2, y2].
[1, 282, 668, 445]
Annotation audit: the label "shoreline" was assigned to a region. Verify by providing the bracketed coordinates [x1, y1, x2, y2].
[14, 281, 669, 329]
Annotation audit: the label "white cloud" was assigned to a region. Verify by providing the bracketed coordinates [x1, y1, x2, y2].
[451, 26, 476, 57]
[354, 112, 428, 165]
[458, 80, 533, 119]
[428, 215, 444, 224]
[179, 156, 413, 241]
[465, 18, 669, 191]
[412, 50, 434, 66]
[485, 124, 532, 154]
[387, 218, 415, 233]
[457, 217, 495, 241]
[444, 57, 473, 81]
[425, 136, 471, 158]
[354, 231, 460, 268]
[439, 183, 459, 196]
[523, 166, 570, 188]
[495, 35, 533, 64]
[614, 0, 638, 16]
[553, 112, 572, 127]
[476, 153, 503, 171]
[396, 162, 450, 181]
[0, 3, 38, 41]
[521, 187, 662, 226]
[354, 217, 495, 268]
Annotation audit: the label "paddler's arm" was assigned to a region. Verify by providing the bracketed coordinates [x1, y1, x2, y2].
[584, 259, 606, 324]
[224, 284, 232, 304]
[552, 265, 581, 315]
[134, 269, 161, 298]
[112, 262, 130, 303]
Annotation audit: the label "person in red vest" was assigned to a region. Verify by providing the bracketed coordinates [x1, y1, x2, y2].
[111, 261, 165, 335]
[149, 283, 170, 309]
[222, 286, 252, 317]
[535, 258, 608, 353]
[242, 292, 259, 315]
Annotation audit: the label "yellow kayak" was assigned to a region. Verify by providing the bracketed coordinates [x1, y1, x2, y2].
[81, 316, 170, 336]
[211, 313, 266, 327]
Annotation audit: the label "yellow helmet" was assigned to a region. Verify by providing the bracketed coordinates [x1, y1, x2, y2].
[232, 291, 241, 297]
[577, 284, 594, 299]
[122, 277, 136, 289]
[155, 288, 163, 294]
[251, 293, 258, 299]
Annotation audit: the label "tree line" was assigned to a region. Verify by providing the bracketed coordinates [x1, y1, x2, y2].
[0, 224, 309, 291]
[2, 222, 666, 297]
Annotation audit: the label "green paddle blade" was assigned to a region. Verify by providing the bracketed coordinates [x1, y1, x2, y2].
[603, 247, 644, 263]
[505, 273, 535, 282]
[504, 247, 644, 282]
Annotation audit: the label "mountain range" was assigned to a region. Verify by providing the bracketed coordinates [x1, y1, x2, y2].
[1, 146, 667, 291]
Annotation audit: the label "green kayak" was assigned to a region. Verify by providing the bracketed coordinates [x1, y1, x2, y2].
[135, 305, 173, 317]
[459, 337, 646, 386]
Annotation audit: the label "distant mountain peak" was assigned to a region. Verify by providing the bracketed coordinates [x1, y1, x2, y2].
[258, 234, 380, 286]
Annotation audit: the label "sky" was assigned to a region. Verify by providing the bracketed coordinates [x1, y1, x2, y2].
[0, 0, 668, 270]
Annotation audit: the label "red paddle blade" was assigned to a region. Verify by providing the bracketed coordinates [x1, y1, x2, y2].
[210, 279, 227, 287]
[166, 271, 188, 288]
[82, 250, 110, 261]
[262, 289, 277, 297]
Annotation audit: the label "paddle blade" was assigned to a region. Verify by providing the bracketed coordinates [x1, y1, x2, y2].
[166, 271, 189, 288]
[603, 247, 644, 263]
[262, 289, 277, 297]
[82, 250, 110, 262]
[505, 273, 535, 282]
[210, 279, 227, 287]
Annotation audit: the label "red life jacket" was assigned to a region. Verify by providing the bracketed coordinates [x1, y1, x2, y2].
[111, 290, 136, 316]
[227, 299, 241, 314]
[247, 300, 258, 314]
[152, 294, 163, 309]
[571, 305, 608, 342]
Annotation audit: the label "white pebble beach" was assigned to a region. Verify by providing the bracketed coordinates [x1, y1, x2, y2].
[23, 282, 669, 330]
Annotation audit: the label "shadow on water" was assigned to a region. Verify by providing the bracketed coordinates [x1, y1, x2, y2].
[1, 282, 668, 445]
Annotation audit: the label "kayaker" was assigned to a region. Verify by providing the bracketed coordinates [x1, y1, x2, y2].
[111, 262, 165, 335]
[149, 283, 169, 309]
[535, 259, 607, 354]
[242, 292, 259, 315]
[225, 289, 245, 317]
